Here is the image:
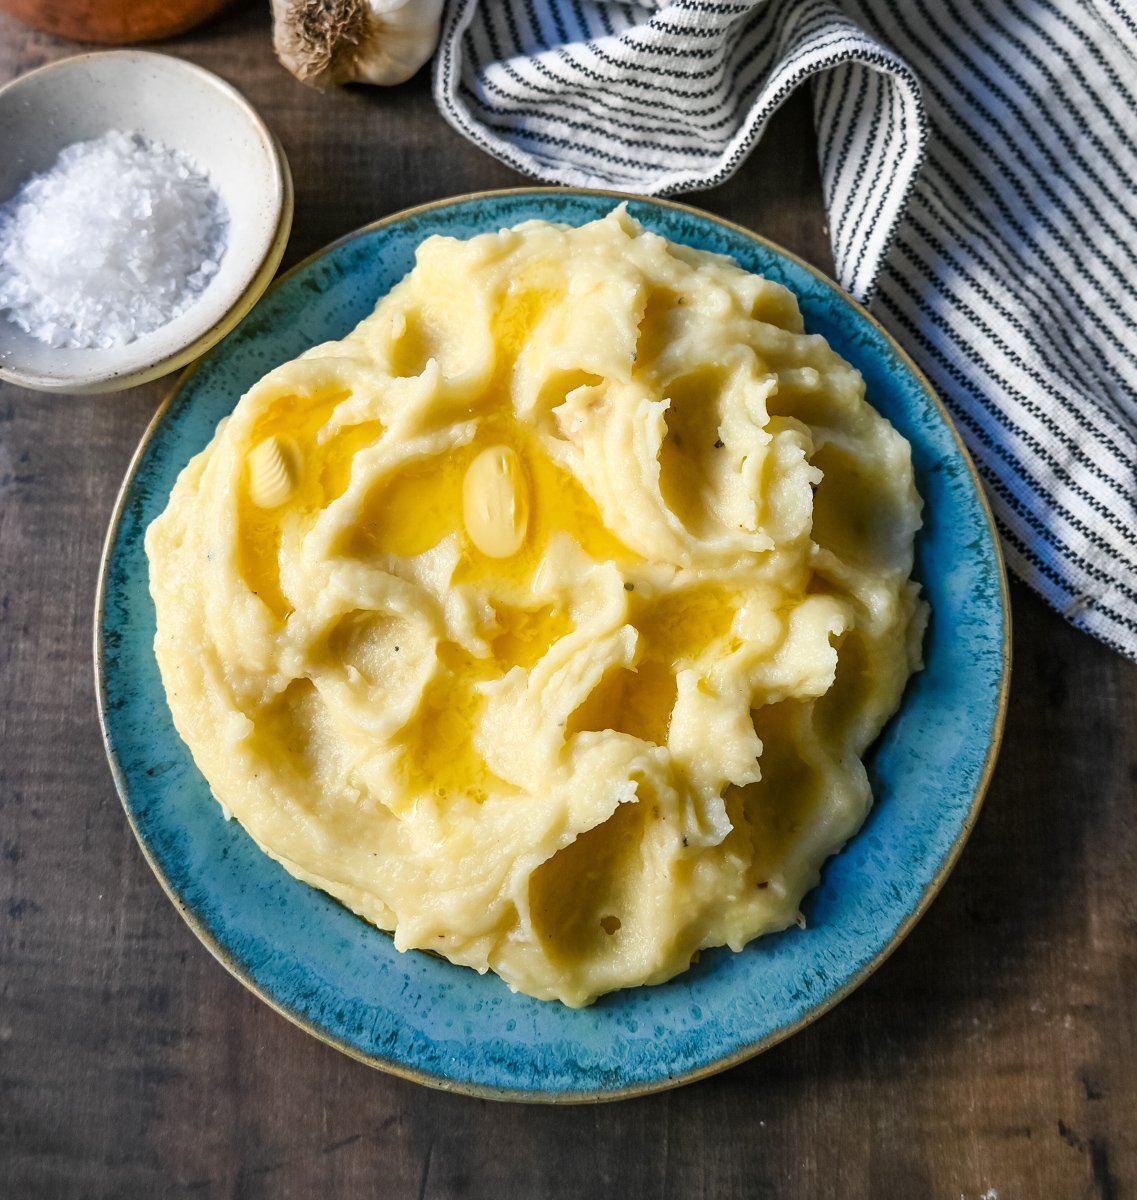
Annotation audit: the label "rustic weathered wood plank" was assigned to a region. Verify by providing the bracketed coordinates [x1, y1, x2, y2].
[1, 5, 1134, 1198]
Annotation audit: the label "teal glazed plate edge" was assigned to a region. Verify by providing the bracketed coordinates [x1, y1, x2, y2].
[95, 188, 1011, 1103]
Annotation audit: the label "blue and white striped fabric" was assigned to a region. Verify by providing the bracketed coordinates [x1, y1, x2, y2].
[434, 0, 1137, 659]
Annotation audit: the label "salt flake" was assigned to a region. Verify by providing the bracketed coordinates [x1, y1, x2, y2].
[0, 130, 229, 350]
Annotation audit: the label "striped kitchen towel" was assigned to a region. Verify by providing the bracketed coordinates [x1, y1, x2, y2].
[434, 0, 1137, 660]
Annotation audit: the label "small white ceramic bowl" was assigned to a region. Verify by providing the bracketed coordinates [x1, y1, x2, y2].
[0, 51, 293, 394]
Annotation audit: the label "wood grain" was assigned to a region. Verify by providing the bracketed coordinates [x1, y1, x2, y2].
[1, 6, 1135, 1197]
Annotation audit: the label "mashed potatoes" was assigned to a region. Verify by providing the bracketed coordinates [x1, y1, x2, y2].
[146, 208, 926, 1007]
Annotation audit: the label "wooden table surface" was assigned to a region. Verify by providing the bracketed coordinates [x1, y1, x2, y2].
[2, 6, 1135, 1198]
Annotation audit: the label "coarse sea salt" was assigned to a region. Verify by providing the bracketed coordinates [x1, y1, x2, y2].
[0, 130, 229, 351]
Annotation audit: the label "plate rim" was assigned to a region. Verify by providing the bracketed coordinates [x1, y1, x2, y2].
[94, 186, 1012, 1103]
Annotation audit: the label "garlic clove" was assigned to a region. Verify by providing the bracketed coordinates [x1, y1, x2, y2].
[271, 0, 445, 90]
[462, 444, 530, 559]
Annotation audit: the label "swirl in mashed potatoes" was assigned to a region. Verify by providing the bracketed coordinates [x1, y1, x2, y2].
[146, 208, 927, 1007]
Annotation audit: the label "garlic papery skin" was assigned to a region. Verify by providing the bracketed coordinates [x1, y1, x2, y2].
[272, 0, 445, 89]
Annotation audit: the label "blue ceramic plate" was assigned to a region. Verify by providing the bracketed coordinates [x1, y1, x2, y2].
[96, 189, 1010, 1102]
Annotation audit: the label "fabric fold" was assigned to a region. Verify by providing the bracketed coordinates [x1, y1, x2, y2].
[434, 0, 924, 303]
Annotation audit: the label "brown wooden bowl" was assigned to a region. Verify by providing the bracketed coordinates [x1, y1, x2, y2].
[0, 0, 236, 43]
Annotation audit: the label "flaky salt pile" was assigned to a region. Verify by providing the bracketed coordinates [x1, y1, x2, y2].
[0, 130, 229, 350]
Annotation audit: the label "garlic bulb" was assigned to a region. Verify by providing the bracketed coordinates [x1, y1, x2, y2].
[271, 0, 444, 89]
